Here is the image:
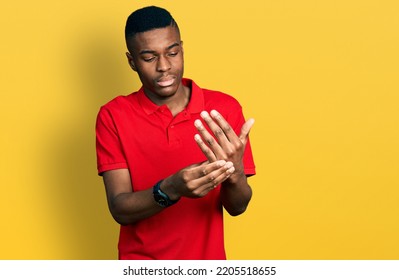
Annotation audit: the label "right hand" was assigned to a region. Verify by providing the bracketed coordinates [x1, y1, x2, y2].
[161, 160, 235, 199]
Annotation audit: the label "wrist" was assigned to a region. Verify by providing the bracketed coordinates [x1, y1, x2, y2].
[159, 178, 181, 201]
[226, 169, 246, 185]
[153, 180, 180, 207]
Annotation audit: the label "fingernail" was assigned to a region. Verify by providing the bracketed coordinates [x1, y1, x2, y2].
[210, 110, 219, 117]
[194, 134, 201, 141]
[217, 160, 226, 167]
[228, 167, 235, 174]
[225, 161, 234, 169]
[194, 119, 202, 128]
[200, 111, 209, 119]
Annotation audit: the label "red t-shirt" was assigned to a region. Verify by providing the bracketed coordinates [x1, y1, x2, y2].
[96, 78, 255, 259]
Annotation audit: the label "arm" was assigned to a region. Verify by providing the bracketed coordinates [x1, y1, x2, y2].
[194, 110, 255, 216]
[103, 159, 235, 225]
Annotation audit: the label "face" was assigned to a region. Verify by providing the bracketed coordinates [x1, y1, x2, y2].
[126, 26, 184, 103]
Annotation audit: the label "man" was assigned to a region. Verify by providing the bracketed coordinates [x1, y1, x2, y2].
[96, 6, 256, 260]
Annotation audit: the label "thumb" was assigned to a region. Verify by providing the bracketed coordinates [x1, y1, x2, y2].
[239, 118, 255, 144]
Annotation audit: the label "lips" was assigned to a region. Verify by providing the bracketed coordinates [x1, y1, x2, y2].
[156, 76, 175, 87]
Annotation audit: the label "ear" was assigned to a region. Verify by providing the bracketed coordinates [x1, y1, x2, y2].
[180, 41, 184, 54]
[126, 52, 137, 72]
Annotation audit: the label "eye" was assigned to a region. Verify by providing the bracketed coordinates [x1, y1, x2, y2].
[168, 50, 179, 57]
[143, 56, 156, 62]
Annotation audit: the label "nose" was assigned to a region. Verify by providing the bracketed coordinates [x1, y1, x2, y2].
[156, 55, 171, 72]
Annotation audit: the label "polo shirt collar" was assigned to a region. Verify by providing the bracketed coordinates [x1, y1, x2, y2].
[137, 78, 204, 115]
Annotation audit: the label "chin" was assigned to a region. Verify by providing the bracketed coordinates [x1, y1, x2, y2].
[157, 84, 179, 97]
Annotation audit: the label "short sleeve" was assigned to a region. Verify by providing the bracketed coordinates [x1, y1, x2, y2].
[95, 106, 128, 175]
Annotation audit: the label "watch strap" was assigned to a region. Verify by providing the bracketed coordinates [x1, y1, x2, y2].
[152, 180, 179, 207]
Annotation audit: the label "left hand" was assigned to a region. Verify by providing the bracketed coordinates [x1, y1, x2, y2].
[194, 110, 254, 177]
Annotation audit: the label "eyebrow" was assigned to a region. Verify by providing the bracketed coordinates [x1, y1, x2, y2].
[139, 42, 180, 55]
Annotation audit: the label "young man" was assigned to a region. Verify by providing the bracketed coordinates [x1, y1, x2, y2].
[96, 6, 256, 259]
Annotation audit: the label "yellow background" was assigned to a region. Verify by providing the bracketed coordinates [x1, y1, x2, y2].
[1, 0, 398, 259]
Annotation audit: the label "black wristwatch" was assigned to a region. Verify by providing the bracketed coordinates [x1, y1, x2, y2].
[153, 180, 179, 207]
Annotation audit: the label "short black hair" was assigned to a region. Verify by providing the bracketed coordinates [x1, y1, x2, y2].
[125, 6, 179, 40]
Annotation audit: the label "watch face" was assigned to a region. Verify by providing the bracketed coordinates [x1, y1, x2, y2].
[154, 193, 169, 207]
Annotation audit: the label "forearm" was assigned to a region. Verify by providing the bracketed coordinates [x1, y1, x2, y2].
[220, 171, 252, 216]
[108, 188, 164, 225]
[105, 161, 233, 225]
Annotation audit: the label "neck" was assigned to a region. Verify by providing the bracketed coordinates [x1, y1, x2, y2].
[167, 84, 190, 116]
[145, 83, 191, 117]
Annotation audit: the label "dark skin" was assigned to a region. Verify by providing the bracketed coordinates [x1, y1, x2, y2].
[194, 110, 255, 215]
[102, 25, 254, 225]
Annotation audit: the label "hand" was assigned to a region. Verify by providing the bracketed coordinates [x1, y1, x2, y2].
[161, 160, 235, 199]
[194, 110, 254, 178]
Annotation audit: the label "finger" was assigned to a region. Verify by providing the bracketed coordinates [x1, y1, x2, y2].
[194, 134, 217, 162]
[239, 118, 255, 145]
[209, 110, 238, 144]
[200, 111, 230, 146]
[195, 160, 226, 178]
[193, 161, 235, 196]
[194, 119, 225, 158]
[203, 161, 234, 182]
[199, 168, 232, 197]
[211, 161, 235, 185]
